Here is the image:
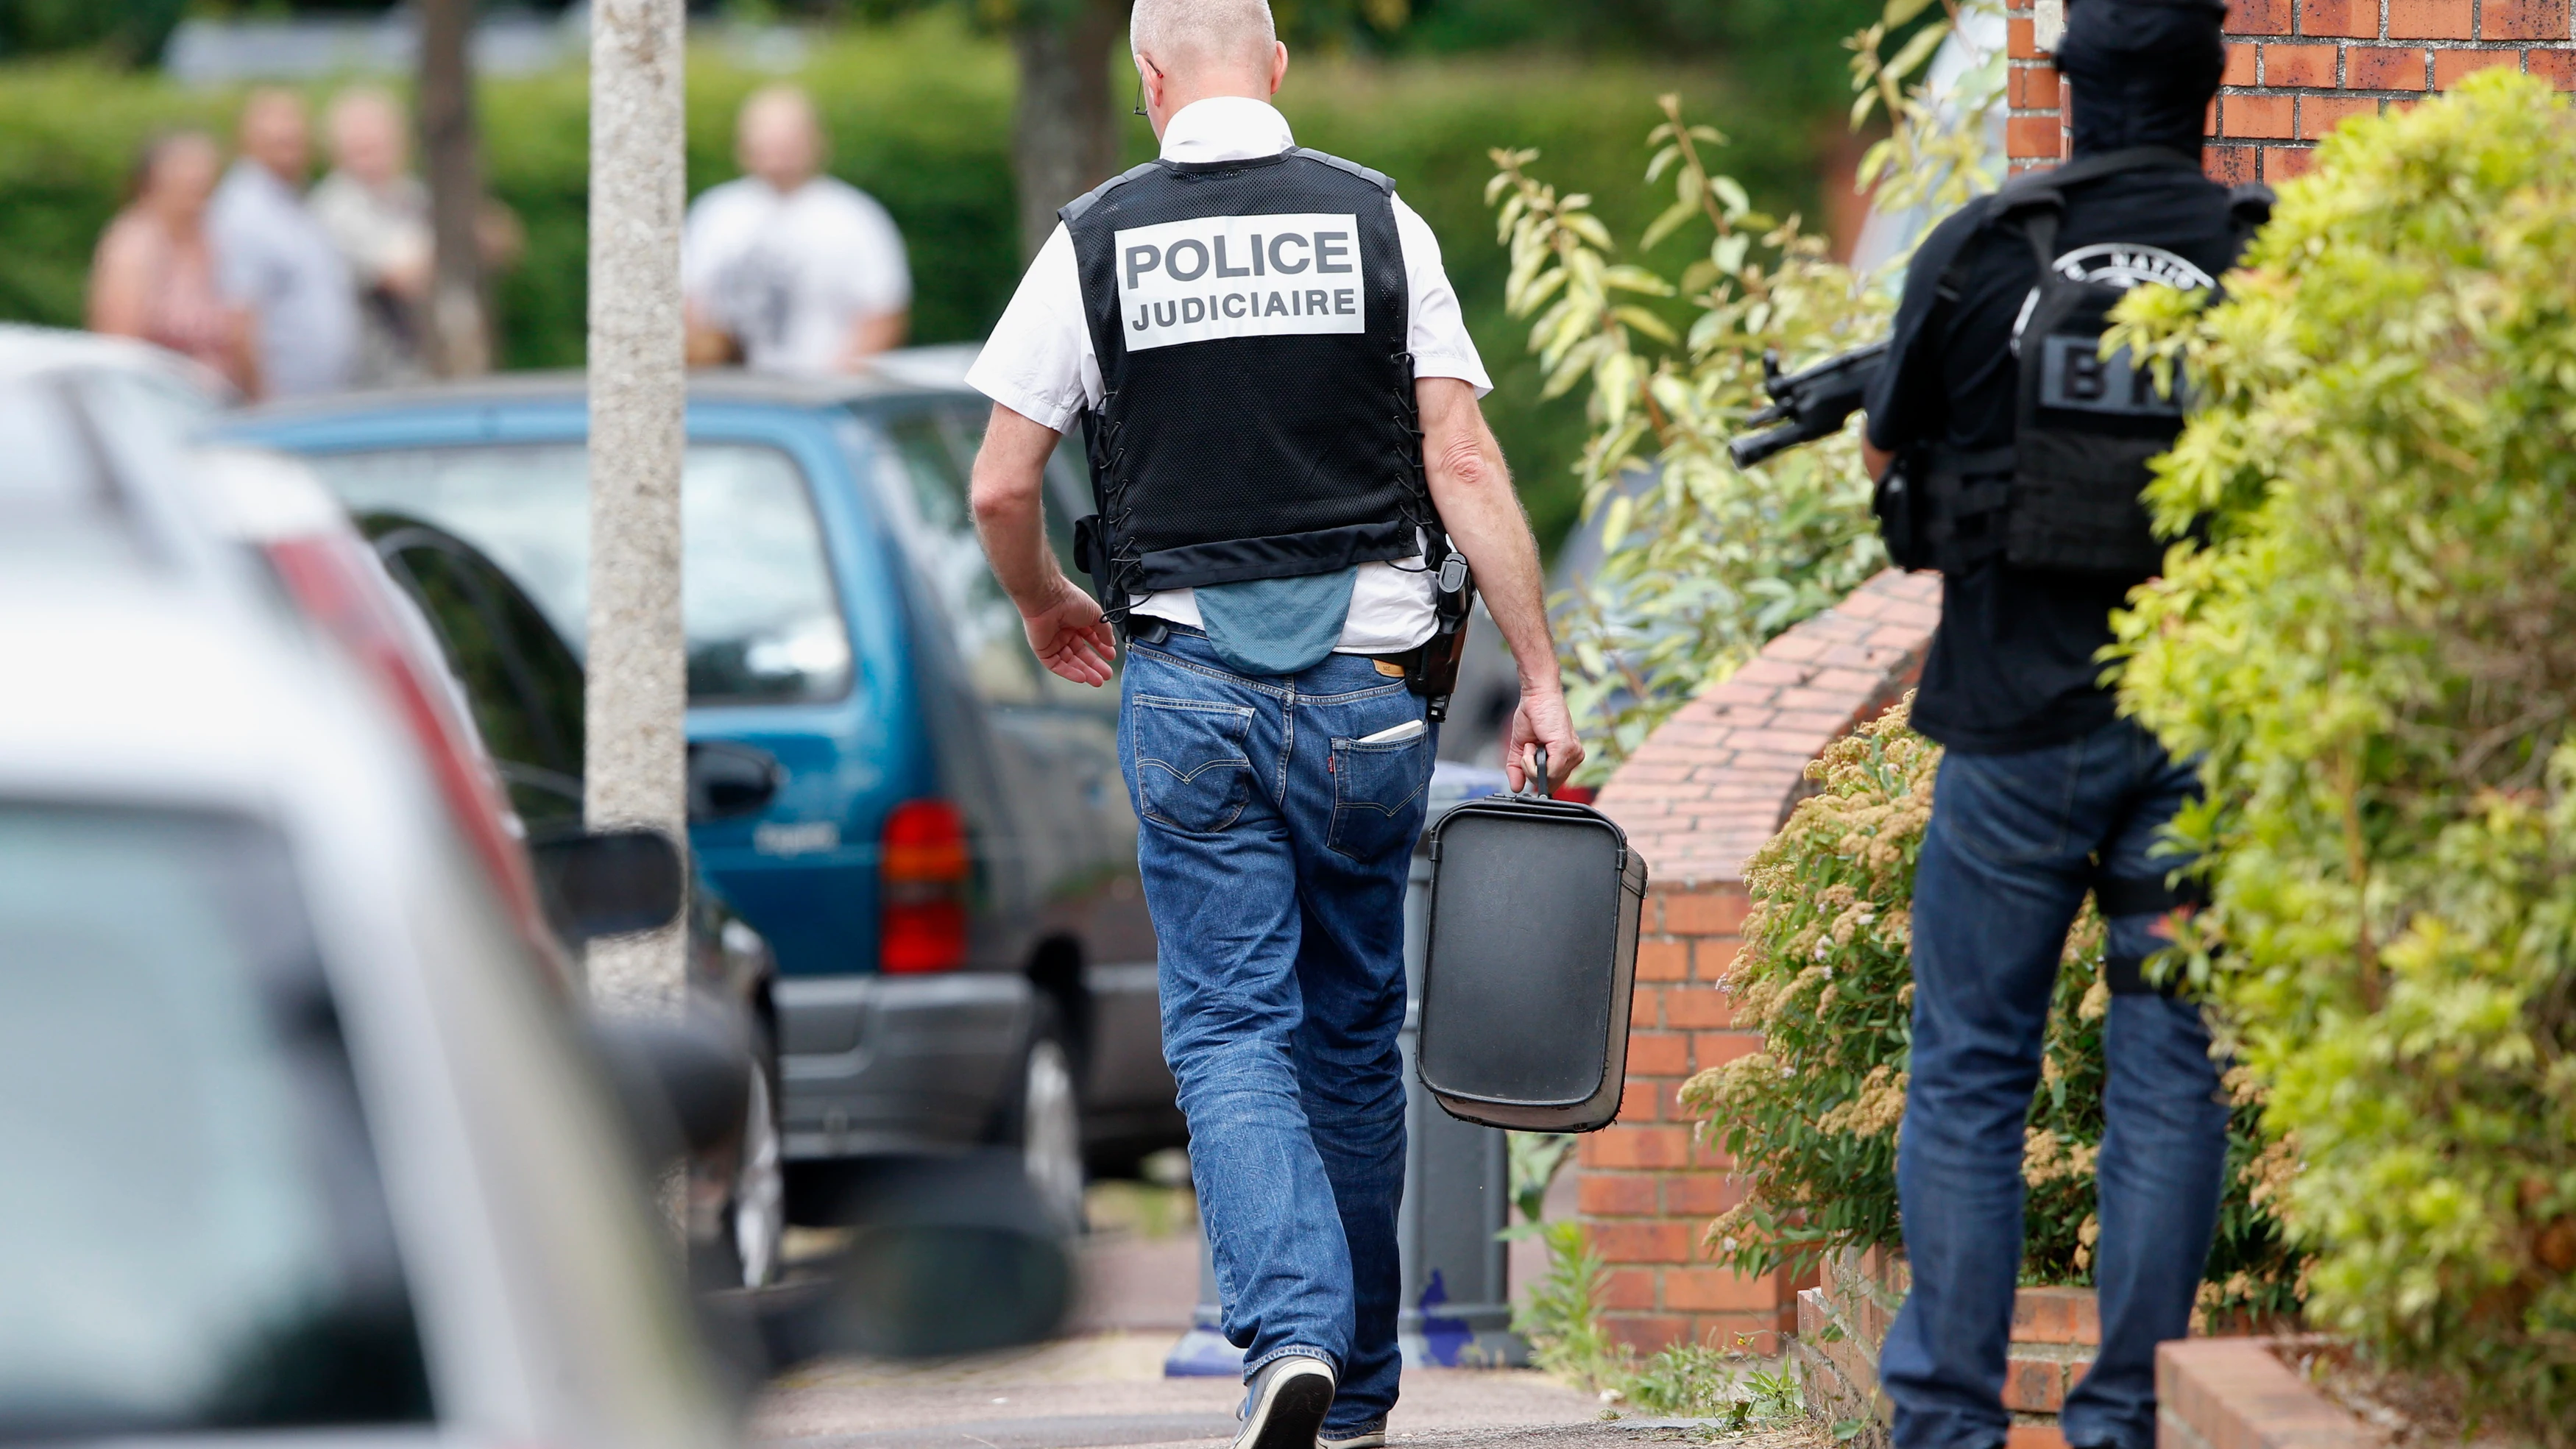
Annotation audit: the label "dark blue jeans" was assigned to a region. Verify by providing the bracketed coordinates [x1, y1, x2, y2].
[1119, 628, 1434, 1434]
[1882, 719, 2229, 1449]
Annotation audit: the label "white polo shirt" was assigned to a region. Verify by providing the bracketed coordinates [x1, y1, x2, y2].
[966, 96, 1492, 655]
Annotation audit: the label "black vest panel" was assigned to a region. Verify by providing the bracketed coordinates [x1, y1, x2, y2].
[1914, 147, 2264, 580]
[1063, 149, 1425, 602]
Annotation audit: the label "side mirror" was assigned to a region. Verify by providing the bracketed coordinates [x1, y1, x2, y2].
[721, 1153, 1072, 1374]
[592, 1013, 751, 1163]
[530, 828, 686, 943]
[688, 741, 782, 822]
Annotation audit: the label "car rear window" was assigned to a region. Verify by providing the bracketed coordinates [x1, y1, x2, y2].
[306, 442, 852, 707]
[0, 806, 431, 1436]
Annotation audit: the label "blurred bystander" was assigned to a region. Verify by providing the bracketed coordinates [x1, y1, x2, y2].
[682, 84, 911, 375]
[85, 130, 256, 394]
[208, 89, 358, 398]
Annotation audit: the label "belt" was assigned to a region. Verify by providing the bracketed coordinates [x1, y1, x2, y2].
[1369, 644, 1423, 679]
[1128, 617, 1421, 677]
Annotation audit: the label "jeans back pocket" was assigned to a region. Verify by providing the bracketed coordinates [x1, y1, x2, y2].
[1133, 695, 1258, 834]
[1328, 731, 1433, 861]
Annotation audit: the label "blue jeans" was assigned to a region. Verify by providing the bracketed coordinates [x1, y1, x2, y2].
[1882, 720, 2229, 1449]
[1119, 627, 1434, 1433]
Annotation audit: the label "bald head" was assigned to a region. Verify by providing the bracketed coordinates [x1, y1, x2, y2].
[1130, 0, 1287, 135]
[238, 88, 311, 185]
[327, 87, 408, 188]
[737, 85, 826, 194]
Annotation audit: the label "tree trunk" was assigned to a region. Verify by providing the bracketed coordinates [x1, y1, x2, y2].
[585, 0, 690, 1016]
[1008, 0, 1130, 260]
[417, 0, 490, 375]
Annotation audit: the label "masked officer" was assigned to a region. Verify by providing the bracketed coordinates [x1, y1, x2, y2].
[965, 3, 1582, 1446]
[1856, 3, 2265, 1447]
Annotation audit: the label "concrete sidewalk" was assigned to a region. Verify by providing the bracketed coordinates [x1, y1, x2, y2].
[754, 1340, 1817, 1449]
[751, 1182, 1817, 1449]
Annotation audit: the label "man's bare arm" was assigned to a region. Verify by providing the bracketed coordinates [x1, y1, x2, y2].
[842, 309, 910, 367]
[969, 403, 1116, 687]
[1417, 376, 1584, 792]
[683, 300, 740, 366]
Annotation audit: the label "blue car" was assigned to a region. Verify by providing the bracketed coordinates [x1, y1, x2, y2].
[227, 349, 1182, 1219]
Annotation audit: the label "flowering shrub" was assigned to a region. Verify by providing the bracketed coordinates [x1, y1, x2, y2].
[2104, 69, 2576, 1439]
[1679, 699, 2302, 1319]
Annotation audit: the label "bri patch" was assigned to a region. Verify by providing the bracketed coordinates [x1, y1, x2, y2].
[1114, 212, 1365, 352]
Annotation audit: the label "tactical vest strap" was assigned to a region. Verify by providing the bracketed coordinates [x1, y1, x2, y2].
[1919, 445, 2015, 572]
[1287, 146, 1395, 194]
[2225, 183, 2274, 249]
[1060, 160, 1166, 227]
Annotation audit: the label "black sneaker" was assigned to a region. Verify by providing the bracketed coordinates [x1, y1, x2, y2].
[1319, 1421, 1387, 1449]
[1233, 1355, 1337, 1449]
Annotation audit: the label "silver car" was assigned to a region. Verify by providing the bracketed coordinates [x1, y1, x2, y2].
[0, 390, 735, 1446]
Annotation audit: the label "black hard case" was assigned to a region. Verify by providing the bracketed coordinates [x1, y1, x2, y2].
[1415, 792, 1648, 1132]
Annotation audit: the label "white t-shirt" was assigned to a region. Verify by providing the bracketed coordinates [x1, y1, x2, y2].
[964, 96, 1492, 656]
[682, 175, 913, 375]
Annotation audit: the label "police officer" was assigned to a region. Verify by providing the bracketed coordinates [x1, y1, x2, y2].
[964, 4, 1582, 1447]
[1857, 3, 2260, 1447]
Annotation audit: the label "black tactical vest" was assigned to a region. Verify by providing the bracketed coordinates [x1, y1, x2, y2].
[1061, 148, 1429, 614]
[1915, 148, 2268, 579]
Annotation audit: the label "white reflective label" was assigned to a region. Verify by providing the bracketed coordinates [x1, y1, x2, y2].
[1112, 212, 1365, 352]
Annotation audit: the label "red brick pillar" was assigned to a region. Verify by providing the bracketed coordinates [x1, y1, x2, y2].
[2008, 0, 2074, 171]
[2010, 0, 2576, 185]
[1579, 570, 1942, 1356]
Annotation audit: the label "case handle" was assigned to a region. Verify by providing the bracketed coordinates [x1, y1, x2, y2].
[1522, 744, 1552, 800]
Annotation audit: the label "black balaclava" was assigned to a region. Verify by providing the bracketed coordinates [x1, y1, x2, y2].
[2056, 0, 2229, 157]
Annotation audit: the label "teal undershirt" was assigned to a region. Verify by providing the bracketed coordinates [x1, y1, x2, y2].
[1192, 567, 1360, 676]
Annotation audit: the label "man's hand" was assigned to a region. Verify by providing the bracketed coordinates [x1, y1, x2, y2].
[1507, 683, 1585, 795]
[1022, 580, 1117, 687]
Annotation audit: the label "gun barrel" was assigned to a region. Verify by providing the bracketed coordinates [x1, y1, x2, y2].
[1727, 422, 1812, 471]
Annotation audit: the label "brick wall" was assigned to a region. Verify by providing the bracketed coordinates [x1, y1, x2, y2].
[2212, 0, 2576, 181]
[1580, 570, 1941, 1356]
[1796, 1250, 2103, 1449]
[2009, 0, 2576, 181]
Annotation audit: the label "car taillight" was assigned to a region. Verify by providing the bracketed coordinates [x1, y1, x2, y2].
[880, 799, 969, 974]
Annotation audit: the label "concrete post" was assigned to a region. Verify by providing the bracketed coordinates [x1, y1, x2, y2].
[584, 0, 689, 1015]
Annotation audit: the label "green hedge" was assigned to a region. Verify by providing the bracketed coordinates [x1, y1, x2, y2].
[0, 13, 1829, 541]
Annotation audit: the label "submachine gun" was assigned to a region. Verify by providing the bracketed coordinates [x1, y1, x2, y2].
[1727, 338, 1936, 570]
[1725, 340, 1888, 472]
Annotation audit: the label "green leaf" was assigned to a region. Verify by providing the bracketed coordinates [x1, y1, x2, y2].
[1882, 18, 1950, 85]
[1641, 196, 1701, 252]
[1604, 265, 1677, 297]
[1613, 305, 1680, 344]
